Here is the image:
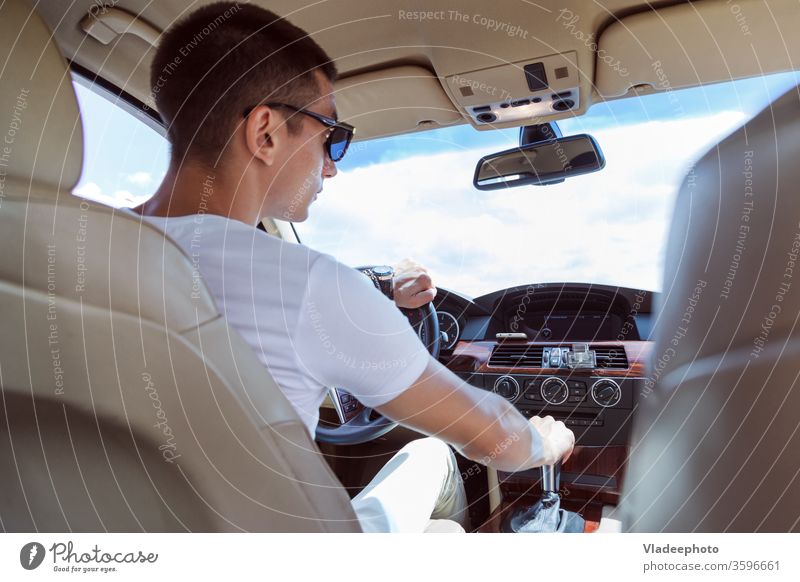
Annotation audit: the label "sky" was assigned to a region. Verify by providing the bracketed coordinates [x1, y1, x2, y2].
[72, 85, 170, 207]
[73, 71, 800, 297]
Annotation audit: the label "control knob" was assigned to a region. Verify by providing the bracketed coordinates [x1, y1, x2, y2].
[540, 377, 568, 405]
[493, 375, 520, 401]
[591, 379, 622, 407]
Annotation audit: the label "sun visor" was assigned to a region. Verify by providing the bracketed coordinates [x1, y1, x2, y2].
[596, 0, 800, 98]
[334, 66, 463, 141]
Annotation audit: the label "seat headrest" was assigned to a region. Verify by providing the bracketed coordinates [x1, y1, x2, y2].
[0, 0, 83, 193]
[651, 84, 800, 391]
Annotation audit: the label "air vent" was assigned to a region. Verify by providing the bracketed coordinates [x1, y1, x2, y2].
[489, 344, 629, 369]
[489, 344, 546, 367]
[592, 346, 629, 369]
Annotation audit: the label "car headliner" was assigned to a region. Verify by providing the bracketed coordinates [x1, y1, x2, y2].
[36, 0, 800, 141]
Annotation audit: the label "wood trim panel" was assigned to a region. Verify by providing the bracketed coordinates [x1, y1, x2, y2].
[448, 340, 653, 378]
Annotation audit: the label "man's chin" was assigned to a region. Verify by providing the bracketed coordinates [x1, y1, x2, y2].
[279, 208, 310, 223]
[268, 197, 315, 223]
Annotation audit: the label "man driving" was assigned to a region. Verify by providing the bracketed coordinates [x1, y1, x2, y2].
[132, 1, 574, 533]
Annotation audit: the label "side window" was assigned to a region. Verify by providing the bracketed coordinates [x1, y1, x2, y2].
[71, 76, 169, 207]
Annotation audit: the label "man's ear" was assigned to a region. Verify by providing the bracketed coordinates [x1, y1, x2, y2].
[244, 106, 284, 166]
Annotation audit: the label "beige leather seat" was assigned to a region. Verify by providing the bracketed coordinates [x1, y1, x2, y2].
[617, 86, 800, 531]
[0, 0, 362, 532]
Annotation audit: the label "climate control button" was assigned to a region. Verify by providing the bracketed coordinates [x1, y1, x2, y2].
[590, 379, 622, 407]
[540, 377, 569, 405]
[493, 375, 520, 401]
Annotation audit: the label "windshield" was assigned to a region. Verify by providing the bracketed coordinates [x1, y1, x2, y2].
[295, 72, 799, 297]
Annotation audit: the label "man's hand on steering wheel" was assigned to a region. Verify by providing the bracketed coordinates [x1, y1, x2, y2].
[393, 258, 437, 308]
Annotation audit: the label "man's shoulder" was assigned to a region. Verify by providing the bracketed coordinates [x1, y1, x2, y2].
[139, 211, 343, 274]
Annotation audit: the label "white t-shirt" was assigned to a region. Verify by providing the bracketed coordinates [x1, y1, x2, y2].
[140, 213, 429, 436]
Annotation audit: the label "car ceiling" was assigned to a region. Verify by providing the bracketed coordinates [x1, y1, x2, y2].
[35, 0, 800, 140]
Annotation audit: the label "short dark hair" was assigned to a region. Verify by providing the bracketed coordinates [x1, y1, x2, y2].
[150, 2, 337, 164]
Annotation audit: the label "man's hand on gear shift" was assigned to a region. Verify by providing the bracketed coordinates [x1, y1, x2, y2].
[530, 415, 575, 465]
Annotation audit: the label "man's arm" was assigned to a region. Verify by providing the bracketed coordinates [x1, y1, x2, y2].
[376, 356, 575, 473]
[296, 254, 573, 468]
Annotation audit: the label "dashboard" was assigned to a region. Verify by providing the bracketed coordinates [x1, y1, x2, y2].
[434, 283, 653, 348]
[513, 312, 623, 342]
[433, 283, 655, 448]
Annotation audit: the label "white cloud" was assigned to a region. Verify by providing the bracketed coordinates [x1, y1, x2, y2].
[72, 181, 102, 200]
[71, 182, 151, 208]
[127, 171, 153, 187]
[298, 111, 749, 297]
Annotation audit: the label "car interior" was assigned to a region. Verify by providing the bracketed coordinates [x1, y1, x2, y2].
[2, 0, 800, 532]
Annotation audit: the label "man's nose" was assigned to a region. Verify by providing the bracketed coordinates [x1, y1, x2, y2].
[323, 153, 338, 179]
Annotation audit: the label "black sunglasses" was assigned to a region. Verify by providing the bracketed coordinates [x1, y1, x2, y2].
[243, 103, 355, 162]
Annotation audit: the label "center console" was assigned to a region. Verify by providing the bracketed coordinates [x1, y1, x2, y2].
[482, 374, 637, 445]
[451, 340, 649, 446]
[447, 339, 652, 532]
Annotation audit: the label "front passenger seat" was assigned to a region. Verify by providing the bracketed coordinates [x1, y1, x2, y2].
[0, 0, 361, 532]
[618, 85, 800, 532]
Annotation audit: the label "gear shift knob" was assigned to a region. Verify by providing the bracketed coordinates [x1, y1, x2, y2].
[541, 462, 561, 493]
[502, 461, 583, 533]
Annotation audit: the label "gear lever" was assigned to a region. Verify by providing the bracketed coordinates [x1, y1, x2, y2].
[501, 462, 585, 533]
[541, 462, 560, 494]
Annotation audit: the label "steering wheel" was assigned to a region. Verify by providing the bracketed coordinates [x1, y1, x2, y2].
[315, 266, 440, 445]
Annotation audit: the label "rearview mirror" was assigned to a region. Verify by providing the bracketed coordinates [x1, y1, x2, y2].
[473, 134, 605, 190]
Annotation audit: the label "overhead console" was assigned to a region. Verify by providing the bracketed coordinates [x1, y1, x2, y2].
[445, 51, 583, 129]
